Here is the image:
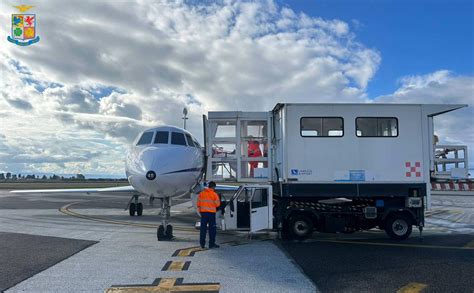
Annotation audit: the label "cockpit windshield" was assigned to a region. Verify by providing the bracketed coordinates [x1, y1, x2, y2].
[136, 132, 154, 145]
[171, 132, 187, 146]
[136, 130, 199, 147]
[185, 134, 195, 147]
[154, 131, 169, 144]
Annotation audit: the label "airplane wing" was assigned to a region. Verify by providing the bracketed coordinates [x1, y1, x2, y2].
[10, 185, 136, 195]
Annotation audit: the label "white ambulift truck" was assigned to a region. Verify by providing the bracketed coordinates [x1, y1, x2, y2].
[203, 103, 469, 240]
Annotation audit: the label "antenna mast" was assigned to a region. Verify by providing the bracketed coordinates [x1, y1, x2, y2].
[182, 107, 188, 129]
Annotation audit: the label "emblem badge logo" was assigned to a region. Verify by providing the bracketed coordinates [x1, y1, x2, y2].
[7, 5, 40, 46]
[146, 171, 156, 180]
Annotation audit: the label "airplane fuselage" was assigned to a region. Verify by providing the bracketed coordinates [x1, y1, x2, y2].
[125, 126, 204, 198]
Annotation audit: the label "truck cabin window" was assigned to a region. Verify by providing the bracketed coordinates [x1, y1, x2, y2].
[154, 131, 169, 144]
[136, 132, 154, 145]
[251, 189, 268, 208]
[356, 117, 398, 137]
[171, 132, 187, 146]
[300, 117, 343, 137]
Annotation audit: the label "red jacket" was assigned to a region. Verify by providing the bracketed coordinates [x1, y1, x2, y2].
[248, 141, 262, 157]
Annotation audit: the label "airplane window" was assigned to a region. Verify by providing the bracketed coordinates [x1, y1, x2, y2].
[185, 134, 195, 147]
[136, 132, 154, 145]
[154, 131, 169, 144]
[171, 132, 187, 146]
[193, 138, 201, 148]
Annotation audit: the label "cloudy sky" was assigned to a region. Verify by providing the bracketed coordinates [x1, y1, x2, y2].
[0, 0, 473, 177]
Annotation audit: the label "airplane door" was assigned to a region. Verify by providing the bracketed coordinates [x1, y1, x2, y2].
[250, 186, 273, 233]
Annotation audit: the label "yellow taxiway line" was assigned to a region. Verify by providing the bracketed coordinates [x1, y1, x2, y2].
[105, 278, 220, 293]
[59, 201, 241, 236]
[59, 202, 197, 232]
[161, 261, 191, 271]
[172, 246, 207, 257]
[397, 282, 428, 293]
[464, 240, 474, 248]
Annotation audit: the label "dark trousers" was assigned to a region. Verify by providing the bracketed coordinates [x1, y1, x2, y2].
[200, 212, 216, 247]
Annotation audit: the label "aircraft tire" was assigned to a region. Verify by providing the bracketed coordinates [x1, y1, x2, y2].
[136, 203, 143, 216]
[165, 225, 173, 239]
[129, 203, 136, 216]
[157, 225, 165, 241]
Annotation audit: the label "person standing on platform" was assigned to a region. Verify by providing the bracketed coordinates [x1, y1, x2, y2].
[247, 136, 263, 177]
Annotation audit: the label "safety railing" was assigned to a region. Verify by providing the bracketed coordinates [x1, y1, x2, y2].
[432, 145, 469, 180]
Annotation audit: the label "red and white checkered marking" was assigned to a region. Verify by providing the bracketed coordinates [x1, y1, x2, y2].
[405, 161, 421, 177]
[431, 182, 474, 191]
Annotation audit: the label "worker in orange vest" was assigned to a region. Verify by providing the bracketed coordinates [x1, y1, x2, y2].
[197, 181, 221, 248]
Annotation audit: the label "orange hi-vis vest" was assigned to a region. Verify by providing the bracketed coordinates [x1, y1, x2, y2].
[197, 188, 221, 213]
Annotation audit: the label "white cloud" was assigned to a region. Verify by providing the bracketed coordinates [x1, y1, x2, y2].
[2, 0, 380, 103]
[376, 70, 474, 168]
[0, 0, 472, 176]
[1, 0, 382, 175]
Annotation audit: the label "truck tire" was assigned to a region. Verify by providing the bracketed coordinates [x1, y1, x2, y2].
[289, 214, 313, 240]
[385, 213, 412, 240]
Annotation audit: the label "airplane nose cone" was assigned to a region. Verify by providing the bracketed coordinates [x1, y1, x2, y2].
[146, 170, 156, 180]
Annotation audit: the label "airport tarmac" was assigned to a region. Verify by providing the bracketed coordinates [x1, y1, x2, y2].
[0, 190, 473, 292]
[0, 190, 315, 292]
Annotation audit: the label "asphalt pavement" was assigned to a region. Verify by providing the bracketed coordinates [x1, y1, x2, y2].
[0, 232, 97, 292]
[0, 190, 315, 292]
[278, 194, 474, 292]
[280, 233, 474, 292]
[1, 189, 473, 292]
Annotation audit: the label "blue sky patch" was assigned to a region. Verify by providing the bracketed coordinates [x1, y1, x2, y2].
[22, 77, 62, 93]
[280, 0, 474, 97]
[86, 86, 127, 100]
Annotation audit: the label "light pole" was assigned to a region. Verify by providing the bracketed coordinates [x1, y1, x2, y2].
[182, 107, 188, 129]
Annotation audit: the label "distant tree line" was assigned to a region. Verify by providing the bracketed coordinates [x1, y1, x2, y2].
[0, 173, 87, 181]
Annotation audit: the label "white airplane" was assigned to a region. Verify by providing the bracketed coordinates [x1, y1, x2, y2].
[11, 125, 237, 240]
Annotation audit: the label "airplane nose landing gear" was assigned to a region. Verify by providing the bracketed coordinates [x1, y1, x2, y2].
[157, 224, 173, 241]
[157, 197, 173, 241]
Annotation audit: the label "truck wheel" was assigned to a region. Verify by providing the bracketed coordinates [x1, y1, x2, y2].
[385, 214, 412, 240]
[289, 215, 313, 240]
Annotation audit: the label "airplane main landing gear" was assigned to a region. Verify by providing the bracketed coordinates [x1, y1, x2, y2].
[157, 197, 173, 241]
[128, 195, 143, 217]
